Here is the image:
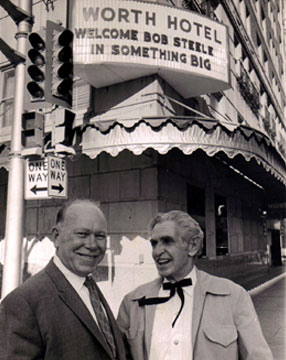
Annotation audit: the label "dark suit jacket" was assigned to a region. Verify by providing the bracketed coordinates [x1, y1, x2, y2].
[0, 260, 126, 360]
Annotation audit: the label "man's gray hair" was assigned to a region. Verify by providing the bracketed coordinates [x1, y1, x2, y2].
[149, 210, 204, 252]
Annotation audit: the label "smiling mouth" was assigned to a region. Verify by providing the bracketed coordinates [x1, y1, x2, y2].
[157, 259, 171, 265]
[77, 254, 97, 260]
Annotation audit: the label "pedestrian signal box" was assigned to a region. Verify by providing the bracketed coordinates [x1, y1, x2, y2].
[22, 111, 44, 149]
[51, 108, 75, 147]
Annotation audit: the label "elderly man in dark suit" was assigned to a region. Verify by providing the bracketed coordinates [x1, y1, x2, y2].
[0, 199, 126, 360]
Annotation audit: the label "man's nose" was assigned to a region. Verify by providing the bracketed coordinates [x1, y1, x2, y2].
[153, 241, 165, 256]
[85, 234, 98, 249]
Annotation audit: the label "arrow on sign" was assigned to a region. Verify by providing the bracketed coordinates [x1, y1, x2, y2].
[31, 185, 48, 195]
[51, 183, 64, 193]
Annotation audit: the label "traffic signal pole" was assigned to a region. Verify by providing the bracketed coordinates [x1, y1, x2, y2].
[1, 0, 33, 299]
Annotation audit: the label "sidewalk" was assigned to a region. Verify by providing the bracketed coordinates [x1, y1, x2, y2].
[251, 275, 286, 360]
[227, 264, 286, 291]
[197, 258, 286, 292]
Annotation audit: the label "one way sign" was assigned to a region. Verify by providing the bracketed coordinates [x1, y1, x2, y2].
[48, 156, 67, 198]
[25, 158, 49, 199]
[25, 156, 68, 200]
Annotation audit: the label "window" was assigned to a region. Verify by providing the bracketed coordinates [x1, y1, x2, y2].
[267, 95, 271, 107]
[72, 78, 91, 111]
[0, 70, 15, 127]
[246, 5, 250, 18]
[234, 33, 239, 47]
[260, 5, 265, 21]
[237, 113, 244, 124]
[256, 34, 261, 46]
[242, 48, 247, 61]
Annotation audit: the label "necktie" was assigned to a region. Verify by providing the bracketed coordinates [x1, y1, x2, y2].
[138, 278, 192, 327]
[84, 276, 117, 357]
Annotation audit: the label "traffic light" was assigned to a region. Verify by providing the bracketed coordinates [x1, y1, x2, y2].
[46, 21, 74, 108]
[22, 111, 44, 151]
[25, 29, 50, 110]
[51, 108, 76, 154]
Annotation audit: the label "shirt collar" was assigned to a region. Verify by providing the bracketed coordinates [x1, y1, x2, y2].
[53, 254, 86, 292]
[162, 266, 197, 296]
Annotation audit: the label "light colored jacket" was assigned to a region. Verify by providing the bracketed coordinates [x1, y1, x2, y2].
[117, 268, 273, 360]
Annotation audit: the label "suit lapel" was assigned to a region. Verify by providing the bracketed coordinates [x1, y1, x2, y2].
[145, 280, 161, 358]
[144, 301, 157, 357]
[192, 272, 207, 348]
[131, 278, 162, 358]
[96, 283, 126, 360]
[45, 261, 114, 359]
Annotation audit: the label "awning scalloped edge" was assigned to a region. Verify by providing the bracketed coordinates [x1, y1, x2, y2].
[82, 122, 286, 186]
[89, 116, 272, 145]
[0, 144, 10, 171]
[0, 163, 9, 171]
[84, 141, 286, 186]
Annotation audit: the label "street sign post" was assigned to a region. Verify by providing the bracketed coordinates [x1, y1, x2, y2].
[48, 156, 67, 198]
[25, 156, 67, 200]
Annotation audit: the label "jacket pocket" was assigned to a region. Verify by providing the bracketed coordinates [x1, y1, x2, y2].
[203, 325, 238, 347]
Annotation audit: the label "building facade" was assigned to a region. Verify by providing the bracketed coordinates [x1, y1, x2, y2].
[1, 0, 286, 308]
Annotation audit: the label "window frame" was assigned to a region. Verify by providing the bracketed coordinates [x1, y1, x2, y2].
[0, 68, 15, 129]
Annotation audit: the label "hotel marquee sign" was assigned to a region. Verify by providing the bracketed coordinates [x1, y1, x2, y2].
[71, 0, 230, 97]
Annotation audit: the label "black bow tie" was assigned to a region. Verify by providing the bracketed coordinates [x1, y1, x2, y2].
[138, 278, 192, 327]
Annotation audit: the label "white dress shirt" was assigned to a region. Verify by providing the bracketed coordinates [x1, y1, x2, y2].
[53, 255, 99, 324]
[149, 267, 197, 360]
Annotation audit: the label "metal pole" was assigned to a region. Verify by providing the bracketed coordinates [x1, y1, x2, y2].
[1, 0, 32, 299]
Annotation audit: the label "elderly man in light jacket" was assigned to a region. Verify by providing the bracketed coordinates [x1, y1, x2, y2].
[117, 210, 273, 360]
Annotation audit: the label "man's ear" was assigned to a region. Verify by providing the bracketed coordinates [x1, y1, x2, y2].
[51, 226, 60, 249]
[187, 235, 202, 257]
